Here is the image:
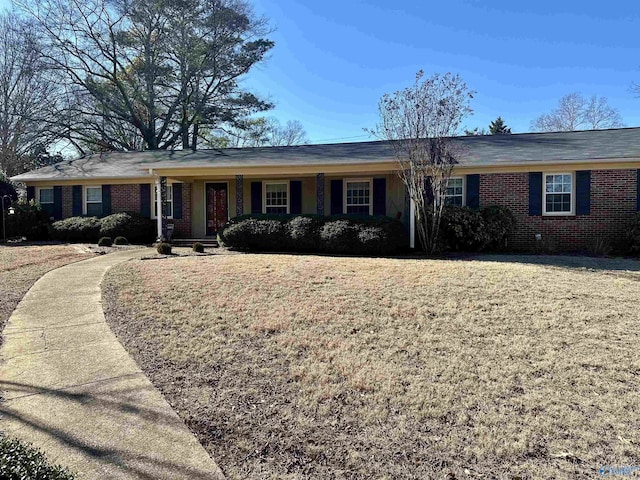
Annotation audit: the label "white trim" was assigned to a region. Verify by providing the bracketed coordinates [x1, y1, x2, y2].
[155, 177, 162, 240]
[444, 176, 466, 207]
[36, 187, 54, 205]
[343, 177, 373, 215]
[204, 181, 230, 236]
[151, 182, 174, 219]
[263, 180, 290, 214]
[542, 172, 575, 216]
[83, 185, 102, 216]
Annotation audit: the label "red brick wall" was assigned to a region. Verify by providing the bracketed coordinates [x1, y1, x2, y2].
[62, 186, 73, 218]
[110, 182, 192, 237]
[111, 184, 141, 213]
[171, 182, 191, 237]
[479, 169, 638, 251]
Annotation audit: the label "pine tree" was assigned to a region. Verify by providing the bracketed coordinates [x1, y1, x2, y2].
[489, 117, 511, 134]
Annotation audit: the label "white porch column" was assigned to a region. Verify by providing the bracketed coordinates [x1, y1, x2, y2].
[409, 196, 416, 249]
[155, 176, 163, 241]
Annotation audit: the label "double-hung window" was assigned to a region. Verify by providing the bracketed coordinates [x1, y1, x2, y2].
[85, 186, 103, 216]
[544, 173, 573, 215]
[264, 182, 289, 214]
[344, 179, 372, 215]
[38, 188, 54, 218]
[153, 184, 173, 218]
[444, 177, 464, 206]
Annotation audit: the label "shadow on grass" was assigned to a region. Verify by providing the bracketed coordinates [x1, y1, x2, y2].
[454, 253, 640, 273]
[0, 379, 222, 480]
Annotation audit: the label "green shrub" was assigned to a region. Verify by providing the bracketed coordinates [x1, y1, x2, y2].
[156, 242, 172, 255]
[50, 216, 101, 243]
[192, 242, 204, 253]
[625, 212, 640, 253]
[439, 206, 487, 252]
[114, 236, 129, 245]
[437, 205, 517, 253]
[220, 214, 407, 255]
[482, 206, 517, 251]
[286, 215, 321, 251]
[98, 236, 112, 247]
[5, 200, 50, 240]
[220, 218, 286, 251]
[0, 434, 76, 480]
[319, 220, 359, 253]
[99, 212, 155, 244]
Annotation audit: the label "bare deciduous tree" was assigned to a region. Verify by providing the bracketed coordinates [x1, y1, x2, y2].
[0, 12, 58, 176]
[369, 71, 474, 253]
[18, 0, 274, 153]
[204, 117, 309, 147]
[531, 92, 624, 132]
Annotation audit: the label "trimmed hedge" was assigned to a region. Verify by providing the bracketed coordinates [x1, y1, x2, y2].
[49, 216, 101, 243]
[51, 212, 155, 244]
[98, 236, 113, 247]
[98, 212, 155, 244]
[438, 205, 516, 252]
[219, 214, 407, 255]
[114, 236, 129, 245]
[0, 434, 76, 480]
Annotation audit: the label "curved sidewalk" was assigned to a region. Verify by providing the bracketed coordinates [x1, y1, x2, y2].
[0, 249, 225, 480]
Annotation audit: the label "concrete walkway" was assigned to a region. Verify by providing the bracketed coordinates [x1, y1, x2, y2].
[0, 249, 225, 480]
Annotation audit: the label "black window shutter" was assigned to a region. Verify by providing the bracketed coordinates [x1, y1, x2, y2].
[53, 186, 63, 220]
[26, 186, 35, 202]
[140, 184, 151, 218]
[251, 182, 262, 214]
[290, 180, 302, 214]
[102, 184, 111, 216]
[529, 172, 543, 216]
[373, 178, 386, 216]
[575, 170, 591, 215]
[466, 174, 480, 208]
[637, 170, 640, 211]
[172, 183, 183, 219]
[72, 185, 83, 216]
[330, 179, 343, 215]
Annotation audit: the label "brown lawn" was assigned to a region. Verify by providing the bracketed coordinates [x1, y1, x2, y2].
[102, 253, 640, 479]
[0, 244, 95, 337]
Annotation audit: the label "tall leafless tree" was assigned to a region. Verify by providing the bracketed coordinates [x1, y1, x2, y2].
[204, 117, 309, 147]
[369, 71, 474, 253]
[18, 0, 274, 154]
[0, 12, 59, 176]
[531, 92, 624, 132]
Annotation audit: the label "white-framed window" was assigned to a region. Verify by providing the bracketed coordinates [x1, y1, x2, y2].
[344, 178, 372, 215]
[38, 188, 54, 206]
[38, 187, 55, 219]
[264, 181, 289, 214]
[84, 186, 103, 216]
[153, 184, 173, 219]
[543, 173, 574, 215]
[444, 177, 465, 206]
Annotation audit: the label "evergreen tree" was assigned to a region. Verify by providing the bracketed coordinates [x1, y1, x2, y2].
[489, 117, 511, 134]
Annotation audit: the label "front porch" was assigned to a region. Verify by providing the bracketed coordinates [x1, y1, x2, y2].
[151, 168, 409, 243]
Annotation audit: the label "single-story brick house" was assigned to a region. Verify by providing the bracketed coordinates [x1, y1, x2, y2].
[10, 127, 640, 251]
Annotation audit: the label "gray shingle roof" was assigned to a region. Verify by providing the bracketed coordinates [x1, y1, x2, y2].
[11, 127, 640, 182]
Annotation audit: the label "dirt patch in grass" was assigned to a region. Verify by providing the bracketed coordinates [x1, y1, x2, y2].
[0, 244, 95, 337]
[102, 254, 640, 479]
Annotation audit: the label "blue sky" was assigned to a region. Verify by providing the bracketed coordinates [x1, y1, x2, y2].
[3, 0, 638, 144]
[243, 0, 640, 143]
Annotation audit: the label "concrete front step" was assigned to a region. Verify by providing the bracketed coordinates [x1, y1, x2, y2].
[171, 238, 220, 247]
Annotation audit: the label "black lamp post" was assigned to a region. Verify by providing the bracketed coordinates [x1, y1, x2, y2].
[1, 195, 15, 243]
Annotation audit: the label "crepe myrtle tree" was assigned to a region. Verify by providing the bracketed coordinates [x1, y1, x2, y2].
[369, 71, 474, 253]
